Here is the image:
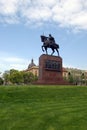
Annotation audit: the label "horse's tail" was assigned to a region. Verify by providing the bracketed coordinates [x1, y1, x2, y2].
[57, 44, 59, 49]
[53, 43, 59, 49]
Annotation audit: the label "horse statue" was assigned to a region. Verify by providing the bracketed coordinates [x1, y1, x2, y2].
[40, 35, 59, 56]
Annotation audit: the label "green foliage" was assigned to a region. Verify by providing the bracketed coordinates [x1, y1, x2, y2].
[3, 71, 10, 85]
[0, 85, 87, 130]
[68, 72, 74, 83]
[3, 69, 38, 85]
[9, 69, 23, 84]
[22, 72, 35, 84]
[0, 77, 3, 85]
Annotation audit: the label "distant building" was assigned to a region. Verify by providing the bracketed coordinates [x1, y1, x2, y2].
[25, 59, 39, 76]
[62, 67, 68, 79]
[26, 59, 68, 78]
[25, 59, 87, 84]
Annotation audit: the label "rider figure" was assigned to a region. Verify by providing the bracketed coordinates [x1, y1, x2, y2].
[48, 34, 55, 45]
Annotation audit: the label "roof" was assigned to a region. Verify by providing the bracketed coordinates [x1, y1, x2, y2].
[28, 59, 36, 69]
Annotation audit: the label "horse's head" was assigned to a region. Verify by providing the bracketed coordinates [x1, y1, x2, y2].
[40, 35, 47, 42]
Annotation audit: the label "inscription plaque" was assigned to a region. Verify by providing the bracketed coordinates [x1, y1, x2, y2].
[45, 60, 61, 71]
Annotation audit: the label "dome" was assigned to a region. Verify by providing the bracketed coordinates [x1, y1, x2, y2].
[28, 59, 36, 69]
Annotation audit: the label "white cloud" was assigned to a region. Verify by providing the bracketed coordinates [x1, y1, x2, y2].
[0, 0, 87, 31]
[4, 57, 25, 63]
[0, 52, 39, 73]
[0, 0, 18, 15]
[52, 0, 87, 30]
[0, 54, 29, 73]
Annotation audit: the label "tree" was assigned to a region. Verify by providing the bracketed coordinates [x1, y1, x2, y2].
[9, 69, 23, 84]
[23, 72, 35, 84]
[0, 77, 4, 85]
[3, 69, 38, 85]
[81, 73, 86, 85]
[68, 72, 74, 84]
[3, 71, 10, 85]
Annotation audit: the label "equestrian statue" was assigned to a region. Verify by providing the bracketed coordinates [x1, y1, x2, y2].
[40, 34, 59, 56]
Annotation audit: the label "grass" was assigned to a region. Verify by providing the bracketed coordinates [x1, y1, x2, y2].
[0, 85, 87, 130]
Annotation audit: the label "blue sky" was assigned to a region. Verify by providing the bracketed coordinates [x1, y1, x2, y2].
[0, 0, 87, 73]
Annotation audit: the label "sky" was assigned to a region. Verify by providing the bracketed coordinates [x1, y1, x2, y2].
[0, 0, 87, 74]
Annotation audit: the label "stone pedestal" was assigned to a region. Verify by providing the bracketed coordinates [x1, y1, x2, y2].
[37, 54, 68, 85]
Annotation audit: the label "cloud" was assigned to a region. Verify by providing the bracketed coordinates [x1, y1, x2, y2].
[0, 52, 39, 73]
[4, 57, 25, 63]
[0, 0, 18, 15]
[0, 0, 87, 30]
[0, 54, 29, 73]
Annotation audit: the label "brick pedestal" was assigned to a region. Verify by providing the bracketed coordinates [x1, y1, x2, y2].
[37, 54, 68, 85]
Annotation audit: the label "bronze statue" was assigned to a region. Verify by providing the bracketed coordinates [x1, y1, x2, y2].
[40, 34, 59, 56]
[48, 34, 55, 45]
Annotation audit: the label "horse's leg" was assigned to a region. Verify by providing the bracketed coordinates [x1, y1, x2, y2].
[45, 47, 48, 54]
[42, 46, 44, 51]
[51, 48, 55, 55]
[56, 48, 59, 56]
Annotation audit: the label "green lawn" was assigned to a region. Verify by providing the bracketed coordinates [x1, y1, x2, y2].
[0, 85, 87, 130]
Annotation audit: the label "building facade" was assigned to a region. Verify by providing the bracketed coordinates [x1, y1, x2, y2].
[26, 59, 87, 84]
[25, 59, 39, 76]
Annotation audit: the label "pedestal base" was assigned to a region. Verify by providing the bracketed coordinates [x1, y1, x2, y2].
[37, 54, 69, 85]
